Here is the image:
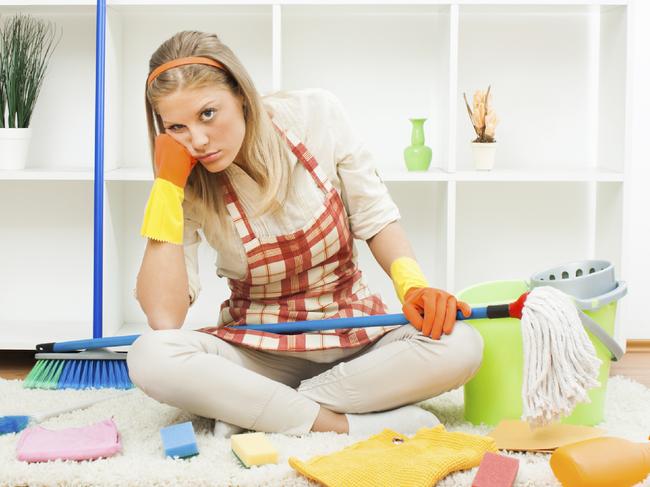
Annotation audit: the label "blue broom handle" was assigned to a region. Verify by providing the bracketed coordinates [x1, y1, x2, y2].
[39, 335, 141, 352]
[39, 306, 492, 352]
[93, 0, 107, 339]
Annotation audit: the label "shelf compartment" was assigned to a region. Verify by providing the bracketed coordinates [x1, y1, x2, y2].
[454, 181, 593, 292]
[0, 182, 94, 346]
[456, 5, 626, 173]
[0, 5, 96, 170]
[281, 4, 451, 175]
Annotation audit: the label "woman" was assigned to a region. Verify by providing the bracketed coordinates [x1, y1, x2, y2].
[127, 30, 483, 437]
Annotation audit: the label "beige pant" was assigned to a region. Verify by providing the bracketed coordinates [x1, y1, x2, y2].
[126, 323, 483, 435]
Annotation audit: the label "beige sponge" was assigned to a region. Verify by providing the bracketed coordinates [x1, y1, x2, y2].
[231, 432, 278, 468]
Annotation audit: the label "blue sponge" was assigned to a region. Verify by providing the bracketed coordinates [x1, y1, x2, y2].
[160, 421, 199, 459]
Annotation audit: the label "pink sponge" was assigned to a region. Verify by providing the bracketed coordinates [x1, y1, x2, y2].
[472, 451, 519, 487]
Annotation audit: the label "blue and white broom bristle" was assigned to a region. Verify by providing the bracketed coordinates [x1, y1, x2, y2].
[24, 351, 133, 390]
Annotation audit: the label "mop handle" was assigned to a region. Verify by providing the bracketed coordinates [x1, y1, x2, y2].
[35, 294, 528, 351]
[228, 304, 502, 333]
[234, 291, 528, 333]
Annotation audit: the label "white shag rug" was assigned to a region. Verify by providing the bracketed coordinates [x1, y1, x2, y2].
[1, 375, 650, 487]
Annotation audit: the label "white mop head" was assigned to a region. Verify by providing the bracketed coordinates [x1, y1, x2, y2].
[520, 286, 602, 426]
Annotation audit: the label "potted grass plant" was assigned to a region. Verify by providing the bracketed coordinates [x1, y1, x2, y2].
[463, 85, 499, 170]
[0, 13, 60, 170]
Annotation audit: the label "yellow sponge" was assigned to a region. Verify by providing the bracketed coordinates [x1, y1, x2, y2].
[231, 432, 278, 468]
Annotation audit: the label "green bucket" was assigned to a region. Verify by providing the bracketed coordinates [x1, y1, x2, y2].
[458, 279, 622, 426]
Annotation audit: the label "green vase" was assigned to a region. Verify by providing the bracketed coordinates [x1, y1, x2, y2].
[404, 118, 432, 171]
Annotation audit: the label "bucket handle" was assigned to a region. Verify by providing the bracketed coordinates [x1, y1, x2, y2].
[573, 281, 626, 361]
[577, 310, 624, 361]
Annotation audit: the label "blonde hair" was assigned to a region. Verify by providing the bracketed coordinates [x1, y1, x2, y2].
[145, 30, 293, 239]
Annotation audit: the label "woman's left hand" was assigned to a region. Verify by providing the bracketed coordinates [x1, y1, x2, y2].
[402, 287, 472, 340]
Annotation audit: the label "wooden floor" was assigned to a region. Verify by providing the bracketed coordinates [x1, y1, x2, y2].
[610, 349, 650, 387]
[1, 347, 649, 387]
[0, 351, 37, 380]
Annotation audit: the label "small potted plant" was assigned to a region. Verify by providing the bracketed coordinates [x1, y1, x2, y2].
[463, 85, 499, 170]
[0, 14, 60, 170]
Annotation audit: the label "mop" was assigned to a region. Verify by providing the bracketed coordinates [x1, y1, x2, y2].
[520, 286, 602, 426]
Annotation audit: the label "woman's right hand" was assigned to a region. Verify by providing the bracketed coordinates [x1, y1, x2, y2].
[154, 133, 198, 189]
[140, 134, 198, 245]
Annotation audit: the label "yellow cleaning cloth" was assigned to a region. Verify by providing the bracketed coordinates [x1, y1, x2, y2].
[289, 425, 497, 487]
[140, 178, 185, 245]
[390, 257, 430, 304]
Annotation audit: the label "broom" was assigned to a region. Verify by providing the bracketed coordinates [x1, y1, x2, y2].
[24, 0, 114, 390]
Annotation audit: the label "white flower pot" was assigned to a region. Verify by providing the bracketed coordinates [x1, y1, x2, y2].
[471, 142, 497, 171]
[0, 128, 32, 170]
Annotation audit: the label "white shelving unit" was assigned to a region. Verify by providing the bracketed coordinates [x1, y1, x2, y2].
[0, 0, 642, 350]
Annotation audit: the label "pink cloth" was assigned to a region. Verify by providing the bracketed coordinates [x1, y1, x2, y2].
[16, 418, 121, 463]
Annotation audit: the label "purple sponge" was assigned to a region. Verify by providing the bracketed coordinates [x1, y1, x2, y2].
[472, 451, 519, 487]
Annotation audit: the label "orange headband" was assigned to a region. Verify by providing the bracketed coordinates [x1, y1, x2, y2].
[147, 56, 226, 87]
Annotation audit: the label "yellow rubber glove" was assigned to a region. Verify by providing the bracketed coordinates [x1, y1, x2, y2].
[389, 256, 430, 304]
[390, 257, 472, 340]
[140, 134, 198, 244]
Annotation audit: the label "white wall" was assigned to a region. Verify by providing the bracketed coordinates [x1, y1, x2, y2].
[620, 0, 650, 340]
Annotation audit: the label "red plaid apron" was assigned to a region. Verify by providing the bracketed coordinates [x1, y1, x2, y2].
[197, 123, 397, 352]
